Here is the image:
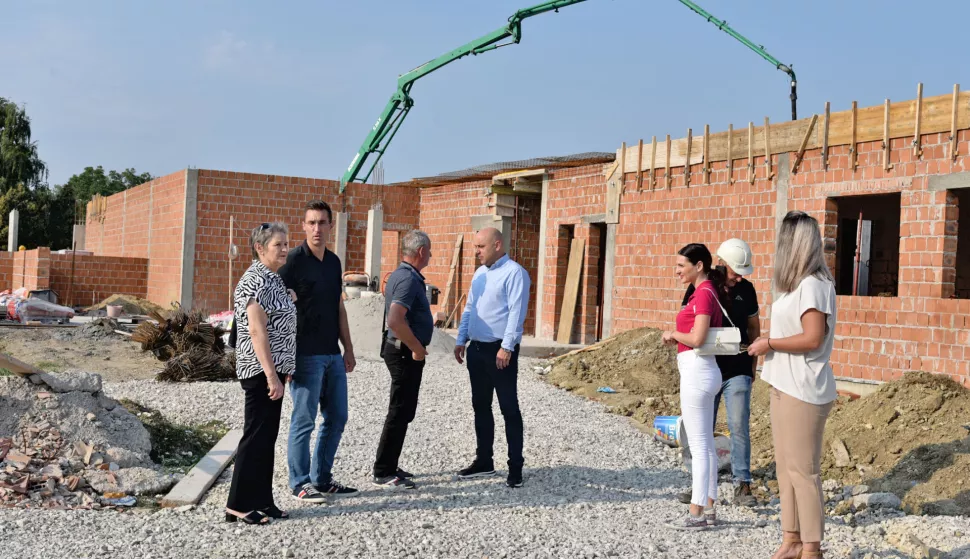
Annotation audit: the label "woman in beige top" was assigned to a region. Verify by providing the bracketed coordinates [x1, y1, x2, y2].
[748, 211, 837, 559]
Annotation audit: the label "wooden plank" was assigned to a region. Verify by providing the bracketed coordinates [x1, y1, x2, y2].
[492, 168, 546, 182]
[952, 84, 961, 160]
[747, 122, 755, 184]
[605, 144, 623, 223]
[490, 185, 540, 198]
[160, 429, 243, 507]
[443, 293, 466, 329]
[438, 234, 463, 322]
[913, 83, 924, 158]
[791, 114, 819, 174]
[511, 181, 542, 195]
[703, 124, 711, 184]
[649, 136, 657, 189]
[727, 124, 734, 184]
[822, 102, 831, 170]
[612, 90, 970, 171]
[635, 138, 643, 191]
[664, 134, 671, 189]
[556, 237, 586, 345]
[0, 352, 43, 378]
[763, 116, 774, 179]
[684, 128, 692, 187]
[883, 99, 894, 171]
[851, 101, 858, 170]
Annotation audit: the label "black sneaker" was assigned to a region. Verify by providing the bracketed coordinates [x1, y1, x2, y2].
[396, 468, 414, 479]
[457, 460, 496, 480]
[315, 480, 359, 498]
[506, 469, 523, 488]
[291, 482, 326, 503]
[372, 475, 416, 490]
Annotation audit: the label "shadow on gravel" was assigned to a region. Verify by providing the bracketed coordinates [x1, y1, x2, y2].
[291, 465, 684, 519]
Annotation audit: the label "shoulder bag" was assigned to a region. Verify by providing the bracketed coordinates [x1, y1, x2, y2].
[693, 288, 742, 356]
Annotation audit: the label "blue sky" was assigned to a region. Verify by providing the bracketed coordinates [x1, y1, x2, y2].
[3, 0, 968, 187]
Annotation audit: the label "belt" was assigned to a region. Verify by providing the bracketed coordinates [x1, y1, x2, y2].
[385, 338, 427, 350]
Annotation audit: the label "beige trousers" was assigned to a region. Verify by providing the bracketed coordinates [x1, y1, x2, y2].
[770, 387, 833, 543]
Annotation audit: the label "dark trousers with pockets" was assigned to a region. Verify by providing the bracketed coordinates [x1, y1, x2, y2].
[373, 341, 426, 478]
[227, 371, 284, 512]
[467, 341, 524, 469]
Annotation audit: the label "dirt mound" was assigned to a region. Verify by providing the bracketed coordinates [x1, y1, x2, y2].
[819, 372, 970, 515]
[545, 327, 681, 424]
[345, 294, 458, 362]
[85, 294, 166, 317]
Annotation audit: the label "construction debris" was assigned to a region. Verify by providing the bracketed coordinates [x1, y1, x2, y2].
[131, 306, 235, 382]
[84, 294, 166, 317]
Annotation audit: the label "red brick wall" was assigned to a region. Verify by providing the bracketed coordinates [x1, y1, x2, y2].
[418, 127, 970, 386]
[11, 248, 51, 291]
[191, 171, 419, 312]
[381, 231, 401, 286]
[0, 252, 13, 292]
[418, 181, 491, 320]
[84, 170, 186, 306]
[511, 197, 541, 337]
[49, 254, 148, 307]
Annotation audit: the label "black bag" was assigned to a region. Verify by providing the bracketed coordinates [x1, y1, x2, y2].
[228, 318, 238, 349]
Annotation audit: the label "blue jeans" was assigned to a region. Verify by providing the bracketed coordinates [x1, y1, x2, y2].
[287, 354, 348, 489]
[712, 374, 752, 484]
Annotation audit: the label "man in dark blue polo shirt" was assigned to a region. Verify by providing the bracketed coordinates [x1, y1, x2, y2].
[372, 229, 434, 489]
[280, 200, 358, 503]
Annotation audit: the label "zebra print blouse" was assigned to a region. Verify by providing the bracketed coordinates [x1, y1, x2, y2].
[233, 260, 297, 380]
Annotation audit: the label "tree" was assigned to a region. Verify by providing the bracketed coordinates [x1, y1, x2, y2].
[59, 165, 153, 207]
[0, 97, 47, 191]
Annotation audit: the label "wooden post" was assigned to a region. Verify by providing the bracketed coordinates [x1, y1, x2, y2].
[620, 141, 626, 193]
[228, 216, 234, 311]
[67, 240, 77, 308]
[747, 122, 755, 184]
[635, 138, 644, 192]
[951, 84, 961, 161]
[649, 136, 657, 189]
[822, 101, 831, 170]
[883, 99, 894, 171]
[664, 134, 671, 190]
[851, 101, 858, 171]
[763, 117, 774, 179]
[913, 82, 923, 159]
[791, 114, 819, 174]
[703, 124, 711, 184]
[684, 128, 693, 187]
[556, 237, 586, 345]
[439, 233, 463, 323]
[727, 124, 734, 184]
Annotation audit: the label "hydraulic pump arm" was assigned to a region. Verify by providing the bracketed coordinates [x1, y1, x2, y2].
[340, 0, 589, 191]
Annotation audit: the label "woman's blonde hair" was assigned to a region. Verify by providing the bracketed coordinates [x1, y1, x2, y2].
[772, 211, 834, 293]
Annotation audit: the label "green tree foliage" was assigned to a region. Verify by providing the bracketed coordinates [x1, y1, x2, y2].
[0, 96, 152, 250]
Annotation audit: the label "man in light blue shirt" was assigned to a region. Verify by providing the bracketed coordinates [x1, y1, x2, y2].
[453, 227, 531, 488]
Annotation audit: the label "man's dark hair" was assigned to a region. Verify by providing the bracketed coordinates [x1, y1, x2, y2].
[304, 200, 332, 223]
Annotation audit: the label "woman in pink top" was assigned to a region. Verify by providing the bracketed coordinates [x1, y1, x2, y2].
[662, 243, 727, 530]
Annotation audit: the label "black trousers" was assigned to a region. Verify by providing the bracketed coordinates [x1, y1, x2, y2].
[373, 342, 426, 477]
[467, 341, 524, 469]
[226, 371, 284, 512]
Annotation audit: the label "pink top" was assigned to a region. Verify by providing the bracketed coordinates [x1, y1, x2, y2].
[675, 280, 724, 353]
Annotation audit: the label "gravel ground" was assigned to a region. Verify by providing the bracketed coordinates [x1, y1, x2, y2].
[2, 355, 969, 558]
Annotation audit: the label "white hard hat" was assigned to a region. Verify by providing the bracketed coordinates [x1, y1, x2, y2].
[716, 238, 754, 276]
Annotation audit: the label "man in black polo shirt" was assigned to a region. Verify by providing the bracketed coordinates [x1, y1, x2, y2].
[280, 200, 358, 503]
[679, 238, 760, 507]
[372, 229, 434, 489]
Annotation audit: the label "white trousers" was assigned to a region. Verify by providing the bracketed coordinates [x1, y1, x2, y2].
[677, 350, 722, 507]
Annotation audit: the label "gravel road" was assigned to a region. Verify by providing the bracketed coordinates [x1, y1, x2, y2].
[2, 355, 968, 558]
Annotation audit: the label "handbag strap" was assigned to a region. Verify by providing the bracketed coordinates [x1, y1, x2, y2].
[701, 287, 736, 328]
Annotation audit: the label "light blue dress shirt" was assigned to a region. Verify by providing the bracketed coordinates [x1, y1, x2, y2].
[456, 254, 531, 351]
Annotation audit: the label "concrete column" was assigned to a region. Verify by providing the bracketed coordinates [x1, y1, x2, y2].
[179, 169, 199, 309]
[332, 212, 348, 266]
[365, 208, 383, 289]
[601, 223, 617, 339]
[534, 175, 550, 339]
[72, 224, 86, 251]
[7, 209, 18, 252]
[771, 153, 791, 295]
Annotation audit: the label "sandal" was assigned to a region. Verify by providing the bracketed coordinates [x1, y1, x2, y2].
[224, 510, 270, 525]
[259, 505, 289, 519]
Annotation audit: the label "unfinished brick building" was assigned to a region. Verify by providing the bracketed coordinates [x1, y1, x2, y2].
[4, 86, 968, 389]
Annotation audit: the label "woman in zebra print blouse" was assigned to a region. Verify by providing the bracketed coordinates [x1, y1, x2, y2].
[225, 222, 297, 525]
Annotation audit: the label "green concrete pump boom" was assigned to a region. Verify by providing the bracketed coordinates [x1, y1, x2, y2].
[340, 0, 589, 191]
[676, 0, 798, 121]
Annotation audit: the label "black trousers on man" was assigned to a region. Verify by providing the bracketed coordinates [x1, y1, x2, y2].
[227, 371, 285, 512]
[467, 341, 524, 469]
[373, 342, 426, 477]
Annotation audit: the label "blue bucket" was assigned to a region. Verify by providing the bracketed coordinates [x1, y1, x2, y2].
[653, 415, 683, 447]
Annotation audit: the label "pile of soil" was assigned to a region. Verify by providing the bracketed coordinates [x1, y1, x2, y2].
[545, 327, 681, 425]
[84, 294, 166, 317]
[344, 294, 458, 362]
[544, 327, 970, 516]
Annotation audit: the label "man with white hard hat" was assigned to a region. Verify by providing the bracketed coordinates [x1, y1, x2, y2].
[679, 238, 760, 507]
